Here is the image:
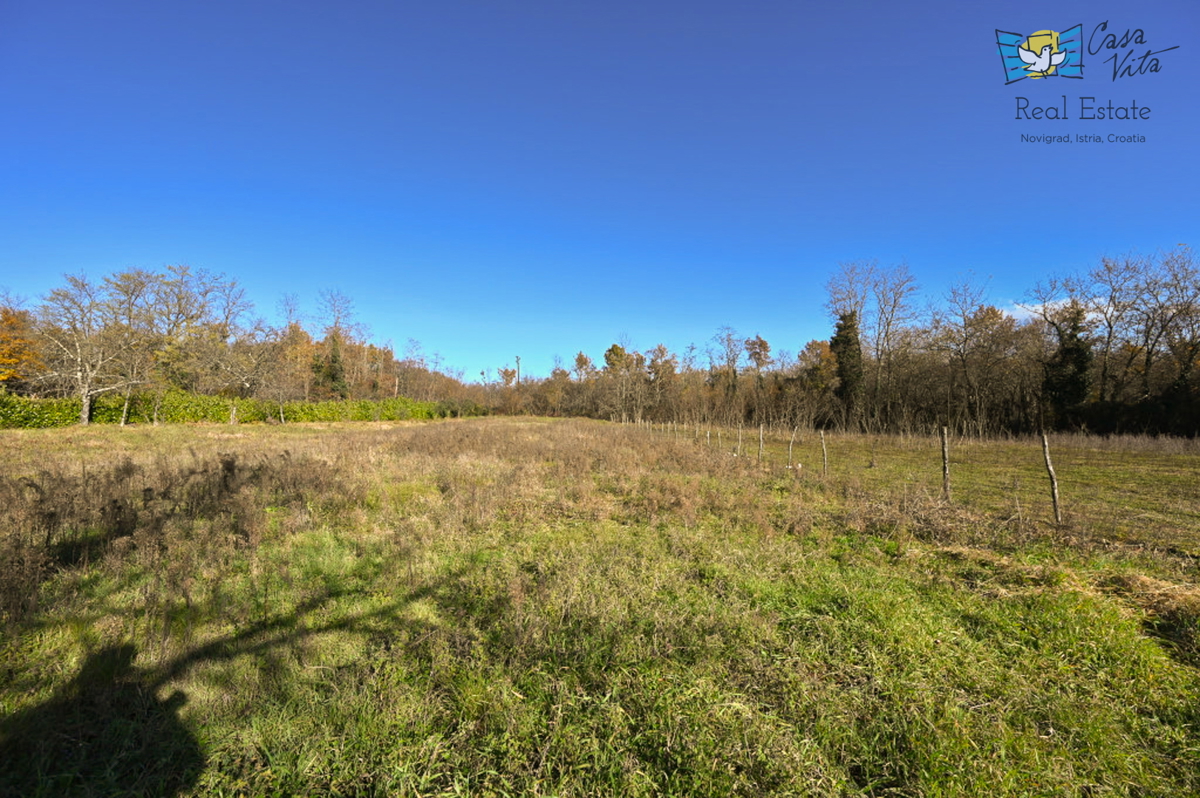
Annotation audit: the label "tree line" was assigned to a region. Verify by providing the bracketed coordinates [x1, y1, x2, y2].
[0, 266, 482, 424]
[493, 247, 1199, 436]
[3, 247, 1196, 435]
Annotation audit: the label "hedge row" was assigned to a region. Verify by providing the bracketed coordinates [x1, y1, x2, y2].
[0, 393, 80, 428]
[0, 390, 475, 429]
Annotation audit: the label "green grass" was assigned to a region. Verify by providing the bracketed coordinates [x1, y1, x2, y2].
[696, 425, 1200, 554]
[2, 418, 1198, 796]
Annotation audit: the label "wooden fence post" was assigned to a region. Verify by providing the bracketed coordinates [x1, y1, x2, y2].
[940, 426, 951, 502]
[820, 430, 828, 477]
[1041, 431, 1062, 526]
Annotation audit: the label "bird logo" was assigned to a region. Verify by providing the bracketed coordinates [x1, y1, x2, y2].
[996, 25, 1084, 84]
[1019, 42, 1066, 76]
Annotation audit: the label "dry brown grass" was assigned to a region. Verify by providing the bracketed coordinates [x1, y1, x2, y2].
[5, 418, 1198, 633]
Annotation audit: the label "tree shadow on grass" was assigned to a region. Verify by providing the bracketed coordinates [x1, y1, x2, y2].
[0, 643, 202, 798]
[1146, 607, 1200, 669]
[1, 577, 454, 797]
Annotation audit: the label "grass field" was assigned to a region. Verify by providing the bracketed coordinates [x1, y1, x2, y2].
[1, 418, 1198, 796]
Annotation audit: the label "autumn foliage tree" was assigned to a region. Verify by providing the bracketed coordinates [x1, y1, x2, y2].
[0, 306, 41, 389]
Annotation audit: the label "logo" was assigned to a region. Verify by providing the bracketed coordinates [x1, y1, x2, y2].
[996, 25, 1084, 84]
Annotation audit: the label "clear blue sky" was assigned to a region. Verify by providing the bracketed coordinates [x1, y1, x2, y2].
[2, 0, 1196, 381]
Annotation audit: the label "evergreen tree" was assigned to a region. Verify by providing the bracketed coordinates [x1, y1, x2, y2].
[830, 311, 865, 429]
[1043, 301, 1093, 429]
[312, 334, 350, 399]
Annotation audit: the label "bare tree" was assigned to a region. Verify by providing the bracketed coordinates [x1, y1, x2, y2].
[932, 280, 1042, 435]
[213, 322, 283, 423]
[316, 289, 363, 341]
[825, 260, 874, 325]
[1160, 247, 1200, 390]
[1133, 247, 1200, 397]
[707, 327, 744, 426]
[1080, 257, 1139, 403]
[867, 263, 919, 430]
[35, 274, 148, 423]
[104, 270, 161, 424]
[646, 344, 679, 421]
[826, 260, 920, 429]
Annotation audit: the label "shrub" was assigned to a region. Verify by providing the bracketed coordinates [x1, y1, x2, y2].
[0, 390, 452, 428]
[0, 391, 79, 428]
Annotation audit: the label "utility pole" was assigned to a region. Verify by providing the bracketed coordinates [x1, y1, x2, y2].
[515, 355, 521, 385]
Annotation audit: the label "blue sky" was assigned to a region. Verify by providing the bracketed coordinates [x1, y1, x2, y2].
[2, 0, 1196, 381]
